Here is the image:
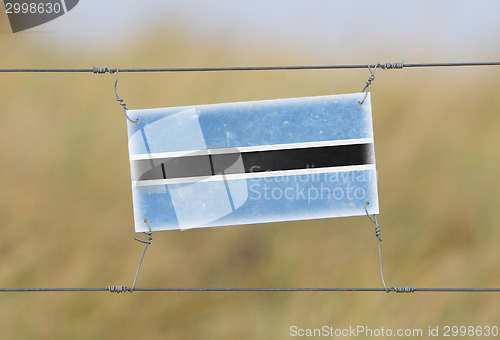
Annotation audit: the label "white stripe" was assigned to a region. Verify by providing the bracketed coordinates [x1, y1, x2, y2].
[129, 138, 374, 161]
[130, 149, 212, 160]
[60, 0, 68, 13]
[132, 164, 376, 186]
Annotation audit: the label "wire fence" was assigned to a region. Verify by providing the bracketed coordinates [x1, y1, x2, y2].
[1, 60, 500, 294]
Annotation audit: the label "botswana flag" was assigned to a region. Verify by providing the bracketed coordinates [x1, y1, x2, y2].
[126, 93, 379, 232]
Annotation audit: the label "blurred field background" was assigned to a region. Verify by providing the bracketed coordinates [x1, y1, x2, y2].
[1, 2, 500, 339]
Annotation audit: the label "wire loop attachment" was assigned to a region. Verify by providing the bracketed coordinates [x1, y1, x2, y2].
[107, 219, 153, 294]
[364, 201, 389, 292]
[358, 61, 404, 105]
[129, 219, 154, 292]
[93, 66, 139, 123]
[114, 68, 139, 123]
[365, 201, 415, 294]
[358, 64, 378, 105]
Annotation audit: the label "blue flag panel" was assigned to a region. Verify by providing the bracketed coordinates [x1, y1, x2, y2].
[127, 93, 379, 232]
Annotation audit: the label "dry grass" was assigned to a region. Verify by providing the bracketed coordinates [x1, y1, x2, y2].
[1, 17, 500, 339]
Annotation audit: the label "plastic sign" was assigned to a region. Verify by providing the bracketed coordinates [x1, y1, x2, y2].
[126, 93, 379, 232]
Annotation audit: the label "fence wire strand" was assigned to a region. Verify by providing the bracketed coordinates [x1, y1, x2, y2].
[1, 287, 500, 293]
[0, 62, 499, 73]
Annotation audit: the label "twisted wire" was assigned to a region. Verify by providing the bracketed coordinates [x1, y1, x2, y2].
[358, 64, 379, 105]
[92, 67, 115, 74]
[392, 286, 415, 293]
[364, 202, 416, 294]
[108, 286, 129, 293]
[379, 61, 404, 69]
[2, 61, 499, 73]
[130, 219, 154, 292]
[112, 68, 139, 123]
[364, 202, 389, 292]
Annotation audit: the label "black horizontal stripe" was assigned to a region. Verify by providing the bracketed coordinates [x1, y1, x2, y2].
[237, 143, 373, 173]
[132, 143, 374, 182]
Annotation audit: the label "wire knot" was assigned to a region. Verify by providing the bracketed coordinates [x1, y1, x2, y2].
[358, 64, 379, 105]
[391, 286, 415, 293]
[92, 66, 116, 74]
[134, 219, 153, 245]
[380, 61, 404, 70]
[134, 233, 152, 245]
[365, 73, 375, 87]
[108, 286, 129, 293]
[364, 202, 382, 242]
[374, 224, 382, 242]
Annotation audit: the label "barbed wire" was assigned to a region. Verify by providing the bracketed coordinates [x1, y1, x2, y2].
[0, 61, 499, 73]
